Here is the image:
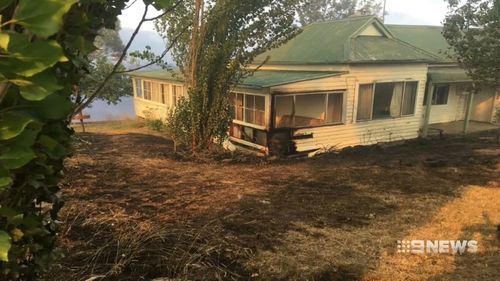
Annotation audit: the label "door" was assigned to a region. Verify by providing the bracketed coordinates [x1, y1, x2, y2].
[471, 89, 495, 122]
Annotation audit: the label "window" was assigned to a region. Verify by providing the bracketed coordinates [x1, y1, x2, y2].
[275, 95, 294, 128]
[230, 123, 267, 146]
[402, 82, 418, 115]
[357, 84, 373, 120]
[172, 85, 183, 105]
[327, 93, 344, 123]
[151, 82, 160, 102]
[357, 81, 418, 121]
[143, 81, 152, 100]
[275, 92, 344, 128]
[232, 93, 265, 127]
[134, 79, 142, 98]
[160, 84, 170, 106]
[424, 85, 449, 105]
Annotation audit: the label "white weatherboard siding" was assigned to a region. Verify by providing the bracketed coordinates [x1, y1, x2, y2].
[471, 87, 496, 122]
[275, 64, 429, 152]
[133, 78, 187, 119]
[425, 84, 467, 125]
[134, 97, 169, 119]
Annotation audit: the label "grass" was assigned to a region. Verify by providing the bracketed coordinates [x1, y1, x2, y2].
[44, 121, 500, 281]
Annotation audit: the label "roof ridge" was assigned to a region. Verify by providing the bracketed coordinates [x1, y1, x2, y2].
[391, 37, 444, 60]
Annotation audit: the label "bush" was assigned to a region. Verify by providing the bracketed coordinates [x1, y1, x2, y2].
[147, 119, 166, 132]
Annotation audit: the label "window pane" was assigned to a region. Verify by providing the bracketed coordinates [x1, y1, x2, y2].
[295, 94, 326, 127]
[245, 95, 255, 109]
[151, 82, 160, 102]
[245, 108, 255, 124]
[172, 86, 178, 105]
[357, 84, 373, 120]
[255, 96, 265, 111]
[242, 126, 254, 143]
[373, 82, 403, 119]
[236, 93, 244, 107]
[143, 81, 152, 100]
[327, 93, 343, 123]
[434, 85, 449, 105]
[275, 96, 294, 128]
[402, 82, 418, 115]
[135, 79, 142, 97]
[236, 93, 244, 121]
[255, 110, 265, 126]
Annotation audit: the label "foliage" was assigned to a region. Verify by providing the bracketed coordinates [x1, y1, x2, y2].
[94, 20, 125, 56]
[164, 98, 192, 152]
[147, 118, 167, 132]
[0, 0, 176, 278]
[443, 0, 500, 90]
[78, 56, 132, 107]
[297, 0, 383, 26]
[156, 0, 299, 152]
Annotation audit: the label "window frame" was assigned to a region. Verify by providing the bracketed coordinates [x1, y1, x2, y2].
[160, 83, 170, 106]
[424, 84, 450, 106]
[134, 78, 142, 98]
[142, 80, 152, 101]
[274, 91, 345, 129]
[356, 81, 419, 122]
[232, 92, 267, 130]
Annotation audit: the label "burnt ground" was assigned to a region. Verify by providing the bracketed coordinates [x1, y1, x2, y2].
[44, 122, 500, 281]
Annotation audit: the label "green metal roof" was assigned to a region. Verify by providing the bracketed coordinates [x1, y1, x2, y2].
[254, 16, 439, 65]
[387, 25, 454, 62]
[351, 36, 439, 62]
[129, 69, 344, 89]
[239, 70, 343, 88]
[129, 69, 184, 82]
[428, 68, 471, 83]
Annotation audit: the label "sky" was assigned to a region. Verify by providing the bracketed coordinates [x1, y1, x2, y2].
[118, 0, 450, 32]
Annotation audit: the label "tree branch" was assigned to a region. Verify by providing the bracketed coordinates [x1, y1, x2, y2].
[144, 0, 183, 21]
[72, 4, 150, 116]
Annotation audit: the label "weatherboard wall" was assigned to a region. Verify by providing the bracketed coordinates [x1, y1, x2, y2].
[424, 84, 467, 125]
[272, 64, 429, 152]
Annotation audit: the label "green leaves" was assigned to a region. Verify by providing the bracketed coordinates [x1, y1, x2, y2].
[0, 231, 11, 262]
[32, 94, 72, 120]
[0, 112, 33, 140]
[14, 70, 63, 101]
[0, 167, 12, 189]
[0, 147, 36, 169]
[0, 32, 67, 77]
[13, 0, 79, 37]
[0, 0, 14, 10]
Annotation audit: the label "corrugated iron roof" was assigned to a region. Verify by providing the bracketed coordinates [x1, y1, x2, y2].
[428, 68, 471, 83]
[129, 69, 345, 89]
[253, 16, 439, 65]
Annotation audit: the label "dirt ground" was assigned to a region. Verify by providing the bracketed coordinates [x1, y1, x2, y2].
[44, 121, 500, 281]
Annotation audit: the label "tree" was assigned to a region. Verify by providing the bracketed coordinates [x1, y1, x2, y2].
[94, 21, 125, 56]
[443, 0, 500, 132]
[443, 0, 500, 90]
[75, 20, 131, 111]
[0, 0, 177, 278]
[77, 56, 132, 107]
[155, 0, 300, 152]
[297, 0, 383, 26]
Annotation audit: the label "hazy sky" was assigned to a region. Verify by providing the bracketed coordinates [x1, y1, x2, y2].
[119, 0, 450, 32]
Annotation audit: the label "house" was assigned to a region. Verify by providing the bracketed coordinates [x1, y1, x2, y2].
[387, 25, 499, 130]
[130, 16, 499, 156]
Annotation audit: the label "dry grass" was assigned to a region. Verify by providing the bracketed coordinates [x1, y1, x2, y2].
[44, 122, 500, 281]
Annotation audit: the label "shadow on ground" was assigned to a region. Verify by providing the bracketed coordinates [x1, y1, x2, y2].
[44, 130, 500, 281]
